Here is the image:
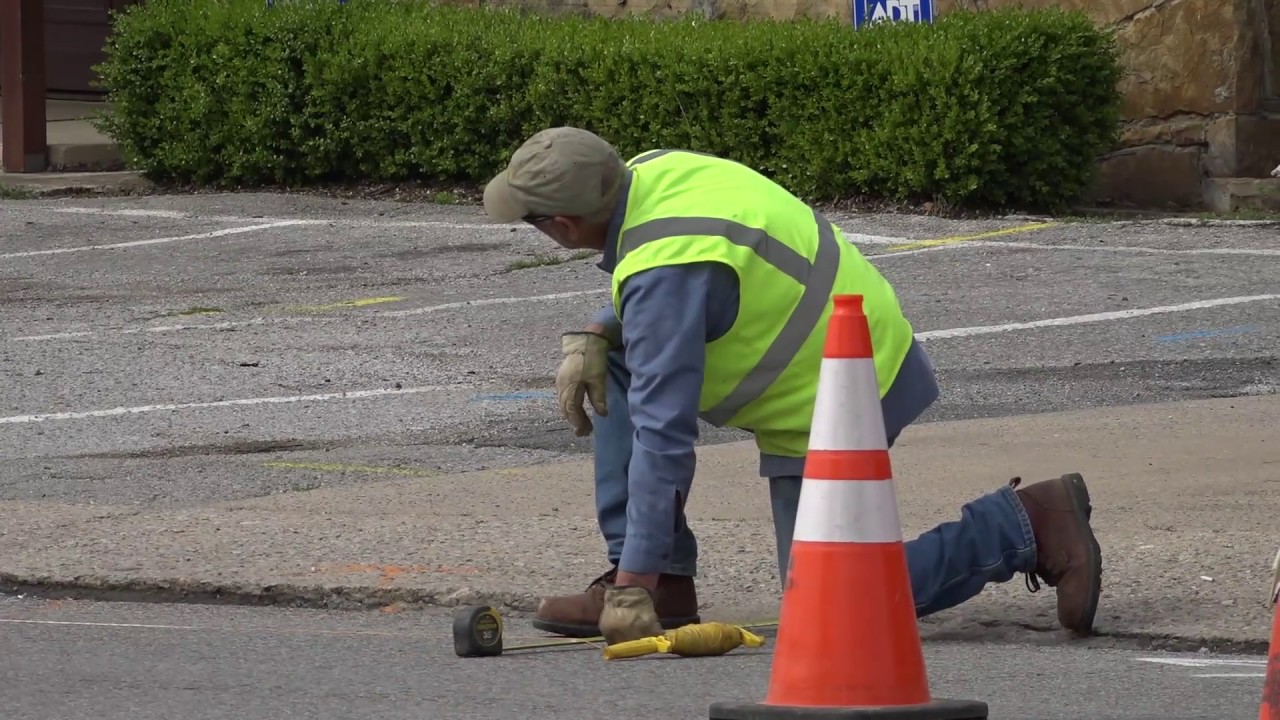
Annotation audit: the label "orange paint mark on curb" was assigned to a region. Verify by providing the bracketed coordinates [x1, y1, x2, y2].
[313, 562, 482, 586]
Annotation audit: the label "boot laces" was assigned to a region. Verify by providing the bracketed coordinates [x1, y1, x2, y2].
[1008, 475, 1042, 594]
[587, 567, 618, 590]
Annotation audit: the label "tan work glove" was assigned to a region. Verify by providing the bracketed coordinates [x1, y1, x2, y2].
[556, 331, 610, 437]
[599, 585, 664, 645]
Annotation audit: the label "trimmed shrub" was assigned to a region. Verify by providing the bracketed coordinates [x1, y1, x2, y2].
[95, 0, 1123, 211]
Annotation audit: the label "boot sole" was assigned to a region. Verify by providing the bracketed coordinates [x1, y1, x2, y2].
[1061, 472, 1103, 637]
[531, 614, 701, 639]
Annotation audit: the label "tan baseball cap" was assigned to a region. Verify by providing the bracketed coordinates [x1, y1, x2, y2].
[483, 127, 625, 223]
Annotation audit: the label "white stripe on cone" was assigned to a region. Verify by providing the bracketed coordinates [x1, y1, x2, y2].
[792, 478, 905, 544]
[807, 357, 889, 452]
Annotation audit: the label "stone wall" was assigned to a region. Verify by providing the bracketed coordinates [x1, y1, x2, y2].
[474, 0, 1280, 210]
[1022, 0, 1280, 209]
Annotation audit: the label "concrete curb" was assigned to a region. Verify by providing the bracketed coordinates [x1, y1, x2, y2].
[0, 571, 540, 614]
[2, 572, 1269, 655]
[48, 143, 127, 173]
[0, 170, 152, 196]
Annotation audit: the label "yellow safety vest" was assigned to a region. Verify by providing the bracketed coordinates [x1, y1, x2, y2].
[610, 149, 916, 458]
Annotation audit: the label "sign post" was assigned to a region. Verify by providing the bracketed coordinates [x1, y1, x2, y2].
[853, 0, 934, 28]
[0, 0, 48, 173]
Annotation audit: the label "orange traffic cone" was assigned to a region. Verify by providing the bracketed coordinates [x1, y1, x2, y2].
[709, 294, 988, 720]
[1259, 545, 1280, 720]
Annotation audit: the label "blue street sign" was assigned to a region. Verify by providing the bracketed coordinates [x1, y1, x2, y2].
[853, 0, 934, 28]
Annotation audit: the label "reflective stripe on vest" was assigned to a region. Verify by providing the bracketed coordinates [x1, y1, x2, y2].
[629, 148, 715, 166]
[617, 209, 841, 427]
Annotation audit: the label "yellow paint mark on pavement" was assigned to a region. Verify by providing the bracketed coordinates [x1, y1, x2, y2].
[881, 222, 1057, 253]
[262, 461, 438, 478]
[286, 296, 406, 313]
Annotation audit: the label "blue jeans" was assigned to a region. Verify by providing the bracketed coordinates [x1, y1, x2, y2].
[593, 351, 1039, 617]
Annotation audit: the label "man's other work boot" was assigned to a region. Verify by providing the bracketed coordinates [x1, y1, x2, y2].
[1011, 473, 1103, 636]
[531, 567, 701, 638]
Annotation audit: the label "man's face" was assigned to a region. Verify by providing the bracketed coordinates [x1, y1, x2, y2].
[526, 216, 604, 252]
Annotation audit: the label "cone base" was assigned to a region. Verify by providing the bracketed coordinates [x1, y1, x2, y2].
[708, 698, 988, 720]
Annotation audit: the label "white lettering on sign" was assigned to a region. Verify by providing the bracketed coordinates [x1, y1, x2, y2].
[870, 0, 925, 22]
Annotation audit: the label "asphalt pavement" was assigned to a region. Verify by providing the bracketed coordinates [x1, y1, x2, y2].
[1, 195, 1275, 503]
[0, 596, 1269, 720]
[1, 193, 1278, 719]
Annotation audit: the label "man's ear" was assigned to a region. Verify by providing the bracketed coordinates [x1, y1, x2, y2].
[551, 215, 578, 235]
[549, 215, 587, 246]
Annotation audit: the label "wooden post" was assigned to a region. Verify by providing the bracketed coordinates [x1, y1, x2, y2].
[1, 0, 48, 173]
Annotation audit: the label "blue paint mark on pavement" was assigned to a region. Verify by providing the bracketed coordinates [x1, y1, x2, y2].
[1154, 325, 1261, 343]
[471, 390, 555, 403]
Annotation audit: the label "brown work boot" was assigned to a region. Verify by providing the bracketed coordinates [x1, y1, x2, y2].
[1011, 473, 1103, 637]
[530, 567, 700, 638]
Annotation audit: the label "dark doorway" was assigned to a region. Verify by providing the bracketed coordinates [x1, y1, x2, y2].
[44, 0, 139, 96]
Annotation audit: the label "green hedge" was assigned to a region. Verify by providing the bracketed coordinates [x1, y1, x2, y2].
[95, 0, 1123, 211]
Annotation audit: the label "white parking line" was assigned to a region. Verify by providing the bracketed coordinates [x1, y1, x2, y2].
[865, 246, 949, 259]
[916, 295, 1279, 340]
[0, 617, 434, 638]
[35, 206, 916, 243]
[0, 618, 216, 631]
[6, 289, 609, 342]
[1135, 656, 1267, 678]
[3, 293, 1276, 425]
[11, 319, 270, 342]
[380, 289, 608, 317]
[0, 221, 317, 259]
[32, 206, 552, 232]
[1137, 657, 1267, 668]
[844, 232, 921, 245]
[17, 205, 1278, 258]
[0, 385, 451, 425]
[914, 238, 1280, 258]
[44, 208, 217, 219]
[7, 290, 1277, 345]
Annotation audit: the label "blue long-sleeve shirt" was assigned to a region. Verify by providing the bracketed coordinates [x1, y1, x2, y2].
[594, 180, 940, 576]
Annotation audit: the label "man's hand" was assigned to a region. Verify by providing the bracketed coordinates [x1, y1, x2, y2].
[556, 331, 611, 437]
[599, 586, 664, 645]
